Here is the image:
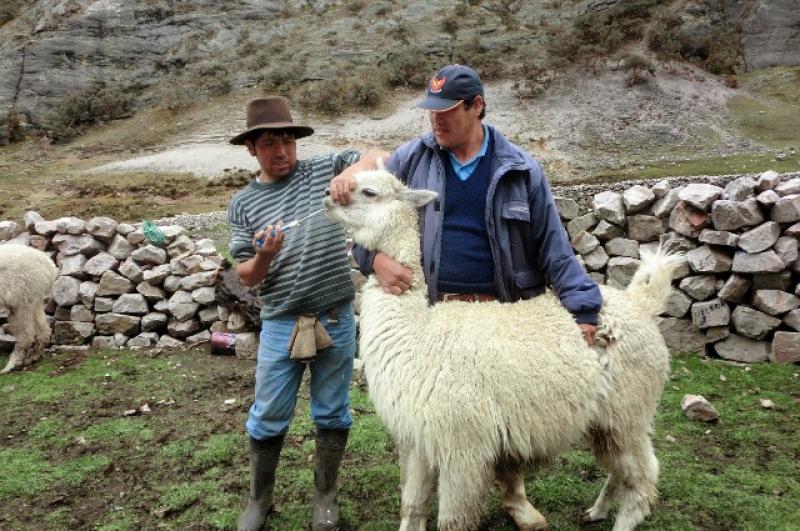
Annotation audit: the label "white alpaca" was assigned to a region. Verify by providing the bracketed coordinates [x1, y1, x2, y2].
[324, 169, 681, 531]
[0, 244, 58, 374]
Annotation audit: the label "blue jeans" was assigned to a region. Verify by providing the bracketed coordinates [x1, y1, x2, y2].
[246, 302, 356, 440]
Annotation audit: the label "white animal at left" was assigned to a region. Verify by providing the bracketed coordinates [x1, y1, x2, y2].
[0, 244, 58, 373]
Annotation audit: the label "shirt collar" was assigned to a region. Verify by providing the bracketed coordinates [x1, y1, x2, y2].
[445, 124, 489, 169]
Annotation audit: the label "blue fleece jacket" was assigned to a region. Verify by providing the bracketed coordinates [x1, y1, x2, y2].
[352, 125, 602, 324]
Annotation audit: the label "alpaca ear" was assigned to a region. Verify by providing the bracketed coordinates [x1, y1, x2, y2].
[400, 189, 438, 207]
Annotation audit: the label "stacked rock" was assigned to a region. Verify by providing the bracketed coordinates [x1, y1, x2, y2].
[554, 170, 800, 364]
[0, 212, 225, 350]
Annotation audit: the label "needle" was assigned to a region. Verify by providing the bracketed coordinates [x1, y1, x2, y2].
[256, 208, 326, 247]
[281, 208, 326, 231]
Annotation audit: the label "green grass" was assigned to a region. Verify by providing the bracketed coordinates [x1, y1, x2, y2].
[0, 348, 797, 529]
[192, 433, 239, 468]
[0, 449, 109, 500]
[728, 95, 800, 149]
[82, 418, 154, 443]
[589, 151, 800, 182]
[729, 66, 800, 149]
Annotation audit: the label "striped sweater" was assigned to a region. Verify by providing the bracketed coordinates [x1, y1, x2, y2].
[227, 151, 359, 319]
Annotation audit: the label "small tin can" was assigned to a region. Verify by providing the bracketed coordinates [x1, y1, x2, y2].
[210, 332, 237, 355]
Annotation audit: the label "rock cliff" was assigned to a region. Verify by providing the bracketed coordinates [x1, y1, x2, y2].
[726, 0, 800, 70]
[0, 0, 797, 141]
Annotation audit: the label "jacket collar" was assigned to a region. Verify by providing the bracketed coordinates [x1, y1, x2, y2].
[420, 124, 533, 176]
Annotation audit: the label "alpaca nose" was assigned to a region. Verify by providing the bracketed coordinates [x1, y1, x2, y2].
[324, 188, 331, 196]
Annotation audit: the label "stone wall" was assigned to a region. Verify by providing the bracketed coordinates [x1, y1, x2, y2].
[552, 170, 800, 364]
[3, 169, 800, 365]
[0, 212, 232, 352]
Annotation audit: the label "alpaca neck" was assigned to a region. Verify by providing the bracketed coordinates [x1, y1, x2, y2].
[372, 212, 427, 296]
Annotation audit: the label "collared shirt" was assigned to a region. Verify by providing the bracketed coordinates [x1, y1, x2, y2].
[445, 124, 489, 181]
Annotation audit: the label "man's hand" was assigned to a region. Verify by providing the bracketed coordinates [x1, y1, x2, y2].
[579, 323, 597, 346]
[329, 149, 392, 205]
[253, 224, 285, 258]
[329, 171, 357, 205]
[374, 252, 413, 296]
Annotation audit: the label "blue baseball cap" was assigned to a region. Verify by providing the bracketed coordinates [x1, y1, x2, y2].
[417, 64, 484, 112]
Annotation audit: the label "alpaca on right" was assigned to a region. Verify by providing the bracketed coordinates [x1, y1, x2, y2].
[0, 244, 58, 374]
[324, 169, 682, 531]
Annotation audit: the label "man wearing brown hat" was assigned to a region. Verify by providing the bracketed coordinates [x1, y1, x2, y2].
[227, 96, 384, 531]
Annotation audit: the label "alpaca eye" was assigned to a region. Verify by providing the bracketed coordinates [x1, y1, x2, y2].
[361, 189, 377, 198]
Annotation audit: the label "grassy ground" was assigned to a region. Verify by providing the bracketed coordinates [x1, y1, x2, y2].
[0, 348, 797, 530]
[728, 66, 800, 150]
[586, 151, 800, 183]
[0, 140, 239, 222]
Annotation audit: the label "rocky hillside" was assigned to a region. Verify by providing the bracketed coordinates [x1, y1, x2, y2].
[1, 0, 798, 143]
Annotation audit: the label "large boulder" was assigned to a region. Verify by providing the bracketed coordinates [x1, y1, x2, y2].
[737, 0, 800, 70]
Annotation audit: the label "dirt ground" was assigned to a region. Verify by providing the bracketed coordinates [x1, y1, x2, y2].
[1, 348, 798, 530]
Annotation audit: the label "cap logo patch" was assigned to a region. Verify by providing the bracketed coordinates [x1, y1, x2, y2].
[429, 75, 446, 93]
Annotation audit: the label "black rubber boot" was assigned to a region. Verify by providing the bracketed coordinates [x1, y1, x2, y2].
[237, 433, 285, 531]
[311, 428, 349, 531]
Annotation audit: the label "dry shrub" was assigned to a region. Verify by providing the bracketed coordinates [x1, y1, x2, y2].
[453, 37, 505, 80]
[297, 72, 385, 115]
[51, 83, 134, 140]
[621, 53, 656, 87]
[383, 46, 438, 88]
[0, 0, 23, 26]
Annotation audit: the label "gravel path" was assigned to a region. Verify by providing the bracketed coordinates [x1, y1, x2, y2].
[92, 67, 756, 183]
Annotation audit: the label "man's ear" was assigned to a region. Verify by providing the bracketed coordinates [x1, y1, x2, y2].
[245, 139, 256, 156]
[471, 95, 484, 116]
[400, 189, 438, 207]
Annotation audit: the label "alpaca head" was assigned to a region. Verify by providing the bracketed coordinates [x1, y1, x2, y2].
[323, 166, 437, 251]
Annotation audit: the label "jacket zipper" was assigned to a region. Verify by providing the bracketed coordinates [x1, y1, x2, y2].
[486, 162, 530, 302]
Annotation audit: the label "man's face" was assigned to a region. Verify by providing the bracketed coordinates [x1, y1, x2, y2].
[246, 131, 297, 182]
[428, 97, 483, 150]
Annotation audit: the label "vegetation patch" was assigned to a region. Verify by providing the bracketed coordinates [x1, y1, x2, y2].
[0, 449, 109, 501]
[50, 83, 136, 141]
[727, 66, 800, 149]
[0, 345, 797, 529]
[82, 418, 154, 443]
[0, 0, 23, 26]
[588, 151, 800, 182]
[298, 72, 385, 116]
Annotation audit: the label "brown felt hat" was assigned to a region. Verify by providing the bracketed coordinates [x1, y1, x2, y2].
[229, 96, 314, 145]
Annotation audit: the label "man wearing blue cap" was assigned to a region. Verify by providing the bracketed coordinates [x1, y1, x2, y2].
[329, 65, 602, 528]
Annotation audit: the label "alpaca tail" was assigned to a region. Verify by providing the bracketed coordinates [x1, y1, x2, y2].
[625, 246, 684, 317]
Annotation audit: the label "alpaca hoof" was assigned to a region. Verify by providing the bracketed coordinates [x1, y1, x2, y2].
[519, 522, 548, 531]
[511, 507, 548, 531]
[580, 509, 605, 525]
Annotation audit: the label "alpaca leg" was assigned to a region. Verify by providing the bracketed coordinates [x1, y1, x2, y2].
[399, 446, 434, 531]
[583, 427, 621, 524]
[495, 464, 548, 530]
[1, 309, 34, 374]
[436, 463, 489, 531]
[581, 473, 619, 524]
[588, 430, 658, 531]
[609, 435, 659, 531]
[33, 304, 51, 358]
[1, 350, 23, 374]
